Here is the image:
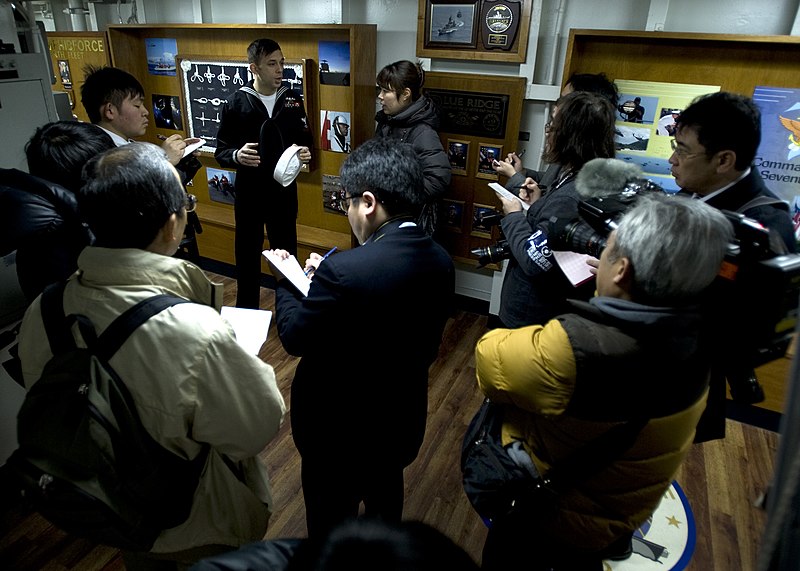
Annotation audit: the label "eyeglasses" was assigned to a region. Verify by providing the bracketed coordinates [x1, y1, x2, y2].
[184, 193, 197, 213]
[670, 138, 704, 160]
[338, 194, 359, 212]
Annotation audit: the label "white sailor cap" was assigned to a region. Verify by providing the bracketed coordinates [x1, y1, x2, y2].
[273, 144, 303, 187]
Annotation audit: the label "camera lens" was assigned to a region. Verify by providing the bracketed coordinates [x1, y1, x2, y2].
[562, 221, 607, 258]
[471, 240, 511, 267]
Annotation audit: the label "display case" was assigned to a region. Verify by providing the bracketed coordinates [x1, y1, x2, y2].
[107, 24, 377, 268]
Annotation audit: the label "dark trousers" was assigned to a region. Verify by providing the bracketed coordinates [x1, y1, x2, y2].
[300, 456, 404, 540]
[234, 184, 298, 309]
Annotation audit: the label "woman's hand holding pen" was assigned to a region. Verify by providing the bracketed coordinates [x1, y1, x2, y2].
[519, 177, 543, 205]
[492, 149, 526, 178]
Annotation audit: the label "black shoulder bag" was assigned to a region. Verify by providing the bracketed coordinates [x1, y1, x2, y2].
[461, 397, 647, 525]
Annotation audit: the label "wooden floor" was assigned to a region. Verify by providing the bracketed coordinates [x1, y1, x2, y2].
[0, 273, 786, 570]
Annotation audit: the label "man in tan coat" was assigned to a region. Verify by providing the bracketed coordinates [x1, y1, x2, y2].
[18, 143, 286, 569]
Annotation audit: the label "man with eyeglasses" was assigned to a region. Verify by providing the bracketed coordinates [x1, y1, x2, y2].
[17, 143, 287, 569]
[268, 137, 454, 540]
[670, 91, 796, 438]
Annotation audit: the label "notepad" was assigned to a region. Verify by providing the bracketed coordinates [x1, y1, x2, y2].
[183, 139, 205, 157]
[488, 182, 530, 211]
[262, 250, 311, 296]
[552, 250, 595, 287]
[221, 306, 272, 355]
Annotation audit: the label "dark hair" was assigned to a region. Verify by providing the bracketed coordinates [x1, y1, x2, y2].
[80, 65, 145, 124]
[247, 38, 282, 64]
[565, 72, 619, 107]
[308, 518, 479, 571]
[78, 143, 184, 249]
[675, 91, 760, 170]
[338, 138, 424, 216]
[544, 91, 616, 169]
[25, 121, 115, 192]
[376, 60, 425, 101]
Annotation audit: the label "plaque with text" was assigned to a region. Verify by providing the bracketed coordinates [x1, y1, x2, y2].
[480, 1, 521, 51]
[426, 88, 509, 139]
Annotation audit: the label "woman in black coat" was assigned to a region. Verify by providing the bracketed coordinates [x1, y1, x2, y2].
[374, 60, 451, 235]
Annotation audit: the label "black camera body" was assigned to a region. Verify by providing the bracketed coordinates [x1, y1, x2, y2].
[556, 183, 800, 367]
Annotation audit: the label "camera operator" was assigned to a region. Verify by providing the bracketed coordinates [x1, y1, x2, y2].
[671, 91, 797, 438]
[476, 193, 733, 570]
[494, 91, 615, 327]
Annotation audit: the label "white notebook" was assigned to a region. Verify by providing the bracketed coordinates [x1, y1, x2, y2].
[262, 250, 311, 296]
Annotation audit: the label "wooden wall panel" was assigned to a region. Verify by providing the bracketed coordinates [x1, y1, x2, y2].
[46, 32, 110, 122]
[106, 24, 375, 263]
[563, 30, 800, 97]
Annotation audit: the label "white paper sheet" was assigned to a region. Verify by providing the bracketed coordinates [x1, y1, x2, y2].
[221, 306, 272, 355]
[488, 182, 531, 211]
[262, 250, 311, 296]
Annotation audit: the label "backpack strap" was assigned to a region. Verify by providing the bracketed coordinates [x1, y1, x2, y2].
[40, 282, 190, 361]
[95, 295, 191, 361]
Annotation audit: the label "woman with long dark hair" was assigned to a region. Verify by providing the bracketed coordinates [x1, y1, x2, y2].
[496, 90, 616, 328]
[374, 60, 451, 236]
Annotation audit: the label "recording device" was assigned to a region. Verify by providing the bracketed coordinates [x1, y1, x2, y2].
[470, 211, 508, 267]
[548, 159, 660, 257]
[551, 158, 800, 367]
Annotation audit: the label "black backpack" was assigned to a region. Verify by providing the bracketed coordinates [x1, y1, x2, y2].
[7, 281, 209, 552]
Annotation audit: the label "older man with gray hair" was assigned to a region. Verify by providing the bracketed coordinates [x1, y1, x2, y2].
[475, 192, 732, 571]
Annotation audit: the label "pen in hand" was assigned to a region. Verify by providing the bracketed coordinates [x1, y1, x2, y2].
[304, 246, 338, 276]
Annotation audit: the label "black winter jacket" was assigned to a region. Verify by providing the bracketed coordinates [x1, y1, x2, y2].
[0, 169, 92, 301]
[375, 96, 452, 234]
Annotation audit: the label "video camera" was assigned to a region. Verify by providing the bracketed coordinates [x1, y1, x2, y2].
[549, 158, 800, 368]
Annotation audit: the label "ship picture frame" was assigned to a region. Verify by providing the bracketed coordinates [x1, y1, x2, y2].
[417, 0, 532, 63]
[424, 1, 479, 49]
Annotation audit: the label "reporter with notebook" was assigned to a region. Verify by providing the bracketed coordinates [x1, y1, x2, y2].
[266, 138, 454, 539]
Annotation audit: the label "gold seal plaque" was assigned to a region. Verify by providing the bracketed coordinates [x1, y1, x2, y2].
[480, 1, 521, 50]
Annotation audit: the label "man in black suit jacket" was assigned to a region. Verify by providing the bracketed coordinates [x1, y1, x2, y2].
[670, 91, 797, 440]
[269, 138, 455, 539]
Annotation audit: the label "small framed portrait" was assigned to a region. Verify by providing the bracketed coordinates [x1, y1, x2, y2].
[471, 203, 498, 238]
[476, 142, 503, 179]
[206, 167, 236, 206]
[424, 1, 479, 49]
[322, 174, 346, 215]
[447, 138, 470, 175]
[440, 199, 465, 232]
[58, 59, 72, 89]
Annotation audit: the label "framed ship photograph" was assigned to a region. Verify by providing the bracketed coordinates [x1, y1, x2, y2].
[424, 1, 479, 49]
[417, 0, 533, 63]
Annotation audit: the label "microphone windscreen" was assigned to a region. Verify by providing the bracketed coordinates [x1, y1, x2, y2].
[576, 158, 644, 198]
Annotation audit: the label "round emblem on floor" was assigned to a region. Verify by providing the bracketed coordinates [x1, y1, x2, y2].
[606, 480, 695, 570]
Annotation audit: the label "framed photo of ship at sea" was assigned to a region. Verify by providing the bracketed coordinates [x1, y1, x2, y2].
[417, 0, 532, 63]
[424, 1, 479, 49]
